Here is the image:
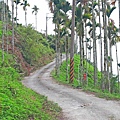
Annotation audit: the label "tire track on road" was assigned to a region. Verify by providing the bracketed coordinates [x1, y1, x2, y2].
[22, 60, 120, 120]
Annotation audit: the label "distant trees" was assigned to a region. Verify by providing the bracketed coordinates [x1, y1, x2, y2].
[14, 0, 21, 26]
[21, 0, 30, 26]
[32, 5, 39, 30]
[0, 0, 40, 57]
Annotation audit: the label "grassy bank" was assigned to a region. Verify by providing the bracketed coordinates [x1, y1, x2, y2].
[51, 54, 120, 100]
[0, 21, 55, 75]
[0, 51, 62, 120]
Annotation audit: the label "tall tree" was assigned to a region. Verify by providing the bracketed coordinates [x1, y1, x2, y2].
[58, 0, 71, 80]
[14, 0, 21, 26]
[107, 3, 116, 92]
[1, 0, 5, 61]
[11, 0, 14, 52]
[32, 5, 39, 30]
[92, 0, 97, 86]
[76, 3, 83, 84]
[21, 0, 30, 26]
[47, 0, 58, 75]
[47, 0, 70, 76]
[5, 0, 9, 53]
[97, 0, 103, 89]
[70, 0, 76, 83]
[118, 0, 120, 31]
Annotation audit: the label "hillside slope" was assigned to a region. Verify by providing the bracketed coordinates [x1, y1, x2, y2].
[0, 23, 63, 120]
[0, 22, 54, 75]
[0, 51, 62, 120]
[52, 55, 120, 100]
[22, 56, 120, 120]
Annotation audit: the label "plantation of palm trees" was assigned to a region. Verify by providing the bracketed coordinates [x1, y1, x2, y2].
[0, 0, 120, 119]
[48, 0, 120, 97]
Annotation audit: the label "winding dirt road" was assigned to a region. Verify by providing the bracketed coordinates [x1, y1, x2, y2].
[22, 60, 120, 120]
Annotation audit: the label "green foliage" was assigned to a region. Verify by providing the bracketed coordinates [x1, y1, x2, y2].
[52, 54, 120, 100]
[83, 13, 92, 20]
[47, 35, 56, 51]
[0, 21, 12, 37]
[106, 4, 116, 18]
[0, 50, 62, 120]
[83, 87, 120, 100]
[15, 24, 54, 67]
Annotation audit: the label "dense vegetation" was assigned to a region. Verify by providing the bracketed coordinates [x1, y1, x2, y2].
[0, 1, 61, 118]
[47, 0, 120, 94]
[0, 18, 62, 119]
[0, 20, 55, 74]
[52, 55, 120, 100]
[0, 0, 120, 119]
[0, 51, 62, 120]
[0, 1, 63, 118]
[15, 24, 54, 68]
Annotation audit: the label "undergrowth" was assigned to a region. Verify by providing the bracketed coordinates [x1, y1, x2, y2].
[15, 24, 54, 67]
[0, 52, 61, 120]
[51, 54, 120, 100]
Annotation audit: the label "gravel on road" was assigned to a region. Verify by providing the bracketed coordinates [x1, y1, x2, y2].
[22, 60, 120, 120]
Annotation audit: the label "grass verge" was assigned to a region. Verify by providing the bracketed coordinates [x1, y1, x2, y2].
[0, 51, 62, 120]
[51, 54, 120, 100]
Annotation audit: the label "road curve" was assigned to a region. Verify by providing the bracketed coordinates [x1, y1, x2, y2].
[22, 60, 120, 120]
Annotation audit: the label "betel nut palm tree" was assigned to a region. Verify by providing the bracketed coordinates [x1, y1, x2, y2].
[32, 5, 39, 30]
[21, 0, 30, 27]
[14, 0, 21, 26]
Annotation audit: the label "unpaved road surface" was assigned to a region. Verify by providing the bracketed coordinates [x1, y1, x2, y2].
[22, 60, 120, 120]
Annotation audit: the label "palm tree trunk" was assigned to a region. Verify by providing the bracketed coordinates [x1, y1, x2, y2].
[92, 0, 97, 86]
[79, 3, 84, 85]
[57, 24, 60, 77]
[0, 2, 2, 21]
[70, 0, 75, 83]
[65, 35, 69, 81]
[108, 22, 112, 92]
[55, 24, 58, 76]
[115, 43, 120, 93]
[35, 14, 37, 30]
[81, 27, 84, 85]
[6, 0, 9, 53]
[103, 0, 109, 91]
[2, 0, 5, 61]
[98, 0, 103, 89]
[60, 43, 62, 65]
[75, 33, 78, 54]
[79, 35, 82, 84]
[12, 0, 14, 53]
[89, 37, 92, 69]
[101, 0, 105, 90]
[85, 22, 88, 85]
[118, 0, 120, 31]
[16, 0, 17, 26]
[25, 8, 27, 26]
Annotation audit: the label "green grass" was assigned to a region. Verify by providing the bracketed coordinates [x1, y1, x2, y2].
[0, 21, 55, 71]
[15, 24, 54, 67]
[0, 51, 62, 120]
[0, 21, 12, 37]
[51, 54, 120, 100]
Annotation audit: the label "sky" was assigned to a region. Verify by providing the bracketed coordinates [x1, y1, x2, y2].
[7, 0, 54, 34]
[6, 0, 120, 78]
[6, 0, 73, 34]
[6, 0, 119, 35]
